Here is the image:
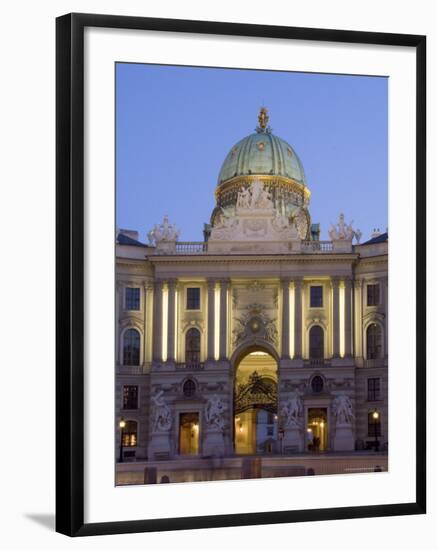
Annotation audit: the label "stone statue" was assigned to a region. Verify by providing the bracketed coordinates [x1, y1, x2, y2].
[147, 215, 180, 245]
[236, 187, 251, 210]
[204, 395, 227, 431]
[250, 180, 272, 209]
[151, 390, 172, 432]
[354, 228, 362, 243]
[332, 393, 355, 425]
[280, 391, 303, 428]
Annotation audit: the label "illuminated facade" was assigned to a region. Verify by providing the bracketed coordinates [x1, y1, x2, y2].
[115, 109, 388, 465]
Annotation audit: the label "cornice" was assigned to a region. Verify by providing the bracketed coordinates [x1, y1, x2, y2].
[215, 174, 311, 201]
[145, 253, 359, 265]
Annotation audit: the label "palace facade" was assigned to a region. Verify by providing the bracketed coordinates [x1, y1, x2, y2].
[115, 109, 388, 465]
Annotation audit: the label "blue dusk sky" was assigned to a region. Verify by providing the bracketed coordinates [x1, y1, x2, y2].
[116, 63, 387, 242]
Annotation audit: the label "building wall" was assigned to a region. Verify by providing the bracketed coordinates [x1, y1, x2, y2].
[115, 241, 388, 460]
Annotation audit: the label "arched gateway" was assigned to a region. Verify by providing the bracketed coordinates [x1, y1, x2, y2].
[232, 345, 279, 455]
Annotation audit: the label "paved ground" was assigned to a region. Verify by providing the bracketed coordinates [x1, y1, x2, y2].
[116, 452, 388, 485]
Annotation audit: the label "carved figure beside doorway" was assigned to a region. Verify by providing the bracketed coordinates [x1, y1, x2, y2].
[205, 395, 227, 431]
[280, 391, 303, 428]
[151, 390, 172, 432]
[332, 393, 354, 425]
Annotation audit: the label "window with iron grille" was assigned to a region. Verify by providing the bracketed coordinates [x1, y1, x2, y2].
[311, 375, 324, 393]
[309, 325, 324, 359]
[186, 287, 200, 310]
[367, 378, 381, 401]
[185, 328, 201, 366]
[123, 385, 138, 409]
[368, 412, 381, 437]
[125, 287, 140, 310]
[123, 329, 140, 365]
[310, 286, 323, 308]
[366, 323, 382, 359]
[367, 284, 380, 306]
[183, 379, 196, 397]
[122, 420, 138, 447]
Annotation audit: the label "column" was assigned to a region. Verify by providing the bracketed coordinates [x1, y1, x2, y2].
[207, 279, 216, 360]
[332, 277, 340, 358]
[344, 277, 352, 357]
[115, 282, 122, 364]
[143, 281, 149, 363]
[219, 279, 230, 360]
[354, 279, 363, 358]
[381, 275, 388, 358]
[281, 279, 290, 359]
[167, 279, 176, 362]
[293, 278, 302, 358]
[152, 280, 163, 362]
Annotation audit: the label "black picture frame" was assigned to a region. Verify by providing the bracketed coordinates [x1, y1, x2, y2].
[56, 12, 426, 537]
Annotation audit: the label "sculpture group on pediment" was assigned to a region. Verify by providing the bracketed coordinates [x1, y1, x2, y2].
[236, 180, 273, 212]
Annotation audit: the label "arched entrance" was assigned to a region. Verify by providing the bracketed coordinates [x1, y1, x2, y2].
[233, 348, 278, 455]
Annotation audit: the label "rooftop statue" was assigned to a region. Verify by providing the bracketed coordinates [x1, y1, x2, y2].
[256, 107, 270, 133]
[147, 215, 180, 245]
[329, 213, 361, 243]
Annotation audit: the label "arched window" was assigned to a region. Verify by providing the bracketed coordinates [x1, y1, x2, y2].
[185, 328, 201, 366]
[309, 325, 324, 359]
[183, 379, 196, 397]
[311, 375, 324, 393]
[123, 329, 140, 365]
[366, 323, 382, 359]
[121, 420, 137, 447]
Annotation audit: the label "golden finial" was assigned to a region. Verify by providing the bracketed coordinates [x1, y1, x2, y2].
[257, 106, 269, 132]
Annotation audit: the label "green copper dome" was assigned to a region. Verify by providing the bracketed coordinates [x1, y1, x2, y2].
[217, 108, 307, 185]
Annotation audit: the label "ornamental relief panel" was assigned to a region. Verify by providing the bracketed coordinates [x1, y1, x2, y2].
[231, 282, 279, 352]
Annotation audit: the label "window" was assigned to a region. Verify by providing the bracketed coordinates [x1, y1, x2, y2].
[309, 325, 324, 359]
[366, 323, 382, 359]
[185, 328, 201, 366]
[368, 412, 381, 437]
[367, 284, 380, 306]
[125, 287, 140, 310]
[310, 285, 323, 308]
[123, 329, 140, 365]
[121, 420, 138, 447]
[311, 375, 324, 393]
[183, 379, 196, 397]
[186, 287, 200, 310]
[367, 378, 381, 401]
[123, 385, 138, 409]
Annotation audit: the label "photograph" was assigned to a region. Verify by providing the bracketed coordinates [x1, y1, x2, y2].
[114, 63, 389, 486]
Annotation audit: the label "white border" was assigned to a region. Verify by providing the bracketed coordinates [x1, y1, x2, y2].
[84, 27, 416, 523]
